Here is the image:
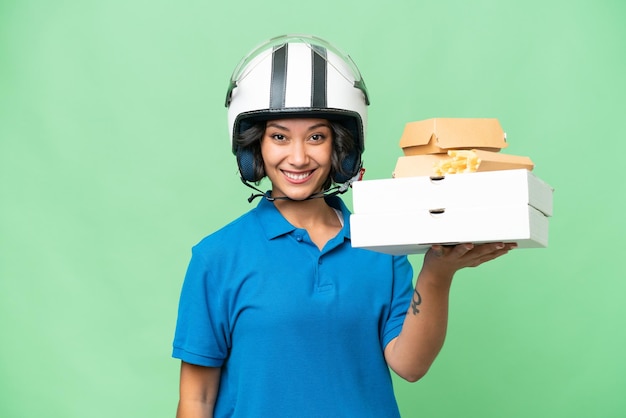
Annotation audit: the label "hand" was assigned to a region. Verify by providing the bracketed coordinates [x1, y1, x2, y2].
[422, 242, 517, 281]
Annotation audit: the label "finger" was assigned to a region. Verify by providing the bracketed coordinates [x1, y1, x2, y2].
[453, 243, 474, 257]
[472, 245, 514, 266]
[430, 245, 444, 257]
[472, 242, 506, 256]
[488, 242, 517, 254]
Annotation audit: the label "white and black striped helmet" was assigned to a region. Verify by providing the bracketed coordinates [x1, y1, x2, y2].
[225, 34, 369, 184]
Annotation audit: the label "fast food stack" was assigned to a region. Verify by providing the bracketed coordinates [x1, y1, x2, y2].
[350, 118, 555, 255]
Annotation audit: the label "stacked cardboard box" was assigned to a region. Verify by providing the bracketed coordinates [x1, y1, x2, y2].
[350, 118, 554, 255]
[393, 118, 535, 178]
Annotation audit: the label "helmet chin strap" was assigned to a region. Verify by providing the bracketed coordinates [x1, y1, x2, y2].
[240, 168, 364, 203]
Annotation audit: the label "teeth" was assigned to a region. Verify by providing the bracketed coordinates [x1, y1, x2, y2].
[284, 171, 311, 180]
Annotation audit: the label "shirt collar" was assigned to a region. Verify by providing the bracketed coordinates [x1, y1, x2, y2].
[254, 195, 352, 241]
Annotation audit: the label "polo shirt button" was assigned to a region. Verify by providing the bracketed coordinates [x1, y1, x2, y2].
[296, 236, 303, 242]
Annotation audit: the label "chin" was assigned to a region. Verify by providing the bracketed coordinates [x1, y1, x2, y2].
[284, 192, 316, 201]
[279, 186, 324, 201]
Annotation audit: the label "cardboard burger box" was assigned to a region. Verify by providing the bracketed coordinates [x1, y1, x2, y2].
[399, 118, 508, 156]
[350, 169, 554, 255]
[393, 150, 535, 178]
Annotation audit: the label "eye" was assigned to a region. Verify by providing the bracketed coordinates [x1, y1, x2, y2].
[309, 133, 326, 142]
[270, 133, 286, 141]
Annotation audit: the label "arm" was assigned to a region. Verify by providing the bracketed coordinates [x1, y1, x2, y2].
[384, 242, 515, 382]
[176, 361, 221, 418]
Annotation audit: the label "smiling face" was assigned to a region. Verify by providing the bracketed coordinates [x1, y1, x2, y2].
[260, 118, 333, 201]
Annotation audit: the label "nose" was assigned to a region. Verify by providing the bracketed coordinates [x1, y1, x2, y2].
[288, 139, 308, 166]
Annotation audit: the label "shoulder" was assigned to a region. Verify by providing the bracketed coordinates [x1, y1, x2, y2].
[181, 209, 264, 291]
[192, 208, 262, 257]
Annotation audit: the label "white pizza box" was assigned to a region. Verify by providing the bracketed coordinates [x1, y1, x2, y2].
[350, 205, 549, 255]
[352, 169, 553, 217]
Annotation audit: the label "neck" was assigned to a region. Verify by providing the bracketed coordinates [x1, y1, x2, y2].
[273, 195, 343, 250]
[273, 195, 339, 230]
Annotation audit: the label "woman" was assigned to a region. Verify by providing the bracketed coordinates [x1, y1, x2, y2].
[172, 34, 515, 418]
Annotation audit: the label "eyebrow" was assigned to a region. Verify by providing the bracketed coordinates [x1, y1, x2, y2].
[266, 122, 331, 131]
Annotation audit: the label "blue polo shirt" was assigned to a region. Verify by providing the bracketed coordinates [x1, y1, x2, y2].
[172, 196, 414, 417]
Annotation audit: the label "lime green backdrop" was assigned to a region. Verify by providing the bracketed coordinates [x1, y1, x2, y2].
[1, 0, 625, 417]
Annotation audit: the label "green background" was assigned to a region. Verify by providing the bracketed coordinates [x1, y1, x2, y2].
[1, 0, 625, 417]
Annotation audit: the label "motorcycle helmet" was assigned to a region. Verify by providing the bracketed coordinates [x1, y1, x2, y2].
[225, 34, 369, 185]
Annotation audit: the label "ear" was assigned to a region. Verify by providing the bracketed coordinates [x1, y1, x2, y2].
[333, 150, 361, 184]
[237, 147, 258, 182]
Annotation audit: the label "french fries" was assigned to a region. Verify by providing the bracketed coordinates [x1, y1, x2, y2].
[433, 150, 482, 176]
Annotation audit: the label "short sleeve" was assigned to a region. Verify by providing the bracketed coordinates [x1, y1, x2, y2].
[172, 245, 230, 366]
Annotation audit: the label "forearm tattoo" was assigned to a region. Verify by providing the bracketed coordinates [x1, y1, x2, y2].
[410, 288, 422, 315]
